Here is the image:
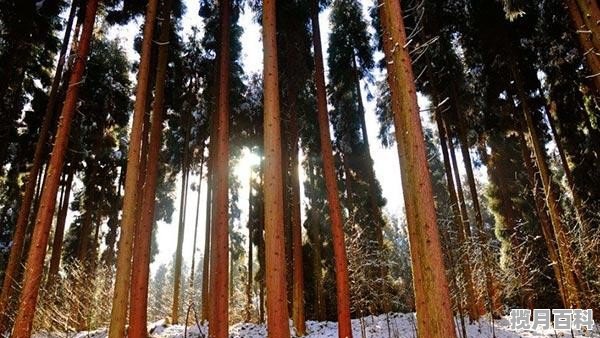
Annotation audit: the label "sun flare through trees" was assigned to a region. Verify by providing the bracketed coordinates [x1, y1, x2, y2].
[0, 0, 599, 337]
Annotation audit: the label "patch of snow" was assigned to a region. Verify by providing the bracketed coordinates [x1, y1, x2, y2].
[32, 313, 600, 338]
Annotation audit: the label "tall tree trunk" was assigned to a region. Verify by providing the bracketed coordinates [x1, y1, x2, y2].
[190, 151, 206, 286]
[353, 57, 383, 234]
[208, 0, 232, 336]
[546, 102, 591, 235]
[574, 0, 600, 51]
[378, 0, 456, 336]
[10, 0, 98, 335]
[310, 0, 352, 336]
[453, 101, 499, 316]
[128, 2, 173, 335]
[0, 0, 77, 328]
[263, 0, 291, 336]
[108, 0, 160, 335]
[438, 213, 468, 338]
[566, 0, 600, 92]
[246, 171, 254, 323]
[77, 132, 107, 266]
[289, 100, 305, 335]
[512, 65, 583, 309]
[172, 115, 191, 324]
[517, 127, 567, 307]
[47, 164, 75, 287]
[434, 109, 480, 320]
[201, 173, 212, 321]
[447, 130, 472, 239]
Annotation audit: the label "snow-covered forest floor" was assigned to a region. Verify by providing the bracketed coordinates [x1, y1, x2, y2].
[31, 313, 600, 338]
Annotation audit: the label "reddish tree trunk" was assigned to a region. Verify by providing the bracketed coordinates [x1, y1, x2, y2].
[108, 0, 160, 335]
[47, 165, 75, 287]
[263, 0, 291, 336]
[10, 0, 99, 336]
[128, 1, 173, 335]
[566, 0, 600, 92]
[378, 0, 456, 336]
[310, 0, 353, 336]
[208, 0, 232, 336]
[0, 0, 77, 329]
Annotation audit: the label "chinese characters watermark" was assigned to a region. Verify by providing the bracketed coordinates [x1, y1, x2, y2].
[509, 309, 595, 331]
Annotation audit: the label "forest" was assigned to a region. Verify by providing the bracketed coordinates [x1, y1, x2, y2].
[0, 0, 599, 337]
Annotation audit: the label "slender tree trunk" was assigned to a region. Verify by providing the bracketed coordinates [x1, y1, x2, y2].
[108, 0, 160, 335]
[47, 165, 75, 287]
[10, 0, 98, 335]
[246, 171, 254, 323]
[201, 176, 212, 321]
[263, 0, 291, 336]
[517, 127, 567, 307]
[566, 0, 600, 92]
[208, 0, 232, 336]
[310, 1, 352, 336]
[307, 161, 325, 320]
[0, 0, 77, 328]
[446, 130, 472, 239]
[512, 65, 583, 309]
[77, 133, 106, 266]
[434, 109, 480, 321]
[353, 57, 383, 232]
[190, 152, 206, 286]
[172, 145, 190, 324]
[546, 102, 590, 235]
[128, 2, 173, 335]
[438, 214, 468, 338]
[574, 0, 600, 51]
[289, 100, 306, 335]
[378, 0, 456, 336]
[454, 100, 499, 316]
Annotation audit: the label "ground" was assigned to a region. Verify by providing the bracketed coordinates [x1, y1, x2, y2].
[32, 313, 599, 337]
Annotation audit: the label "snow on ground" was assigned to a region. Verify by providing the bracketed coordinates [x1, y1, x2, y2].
[32, 313, 600, 337]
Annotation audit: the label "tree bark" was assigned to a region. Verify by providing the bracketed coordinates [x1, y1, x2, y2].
[310, 0, 353, 336]
[289, 97, 305, 335]
[0, 0, 78, 328]
[208, 0, 232, 336]
[46, 165, 75, 287]
[434, 109, 480, 321]
[446, 129, 472, 239]
[246, 170, 254, 323]
[512, 65, 583, 309]
[108, 0, 160, 335]
[378, 0, 456, 336]
[574, 0, 600, 52]
[128, 1, 173, 335]
[263, 0, 291, 336]
[171, 143, 191, 324]
[517, 126, 568, 307]
[545, 102, 591, 236]
[172, 115, 191, 324]
[190, 151, 206, 287]
[566, 0, 600, 92]
[201, 171, 212, 321]
[10, 0, 99, 336]
[453, 100, 499, 317]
